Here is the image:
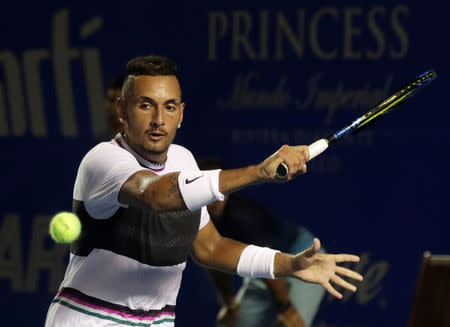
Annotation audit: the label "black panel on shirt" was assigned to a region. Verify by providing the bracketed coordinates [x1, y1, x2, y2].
[71, 200, 201, 266]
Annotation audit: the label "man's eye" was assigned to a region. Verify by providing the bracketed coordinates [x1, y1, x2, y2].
[166, 106, 176, 111]
[141, 103, 151, 110]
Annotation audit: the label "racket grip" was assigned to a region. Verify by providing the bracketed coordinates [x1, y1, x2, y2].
[275, 139, 329, 179]
[308, 139, 329, 160]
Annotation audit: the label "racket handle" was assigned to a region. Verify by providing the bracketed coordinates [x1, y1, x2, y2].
[308, 139, 329, 160]
[275, 139, 329, 179]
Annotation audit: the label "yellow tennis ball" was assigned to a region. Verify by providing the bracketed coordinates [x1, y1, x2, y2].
[49, 212, 81, 243]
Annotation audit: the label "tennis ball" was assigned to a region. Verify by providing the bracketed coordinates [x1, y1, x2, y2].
[49, 212, 81, 243]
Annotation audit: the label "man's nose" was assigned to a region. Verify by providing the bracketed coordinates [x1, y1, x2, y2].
[151, 108, 164, 127]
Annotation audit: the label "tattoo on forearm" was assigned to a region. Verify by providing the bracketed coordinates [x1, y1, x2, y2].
[168, 174, 183, 201]
[221, 182, 228, 193]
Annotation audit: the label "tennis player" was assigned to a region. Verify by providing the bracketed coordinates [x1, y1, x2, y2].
[45, 55, 363, 327]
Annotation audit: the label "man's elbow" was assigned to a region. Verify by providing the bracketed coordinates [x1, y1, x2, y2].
[192, 246, 213, 267]
[192, 240, 220, 267]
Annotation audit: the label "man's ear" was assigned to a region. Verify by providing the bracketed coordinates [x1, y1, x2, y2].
[178, 102, 185, 128]
[116, 98, 127, 123]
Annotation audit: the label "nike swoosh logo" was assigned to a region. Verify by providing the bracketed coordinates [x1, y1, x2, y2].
[186, 174, 203, 184]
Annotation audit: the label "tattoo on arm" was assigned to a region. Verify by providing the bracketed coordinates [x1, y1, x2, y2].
[168, 174, 183, 201]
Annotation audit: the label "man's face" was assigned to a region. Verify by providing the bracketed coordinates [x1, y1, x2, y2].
[119, 75, 184, 161]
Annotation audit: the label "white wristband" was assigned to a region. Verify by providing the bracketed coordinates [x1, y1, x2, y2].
[177, 169, 225, 211]
[236, 245, 280, 279]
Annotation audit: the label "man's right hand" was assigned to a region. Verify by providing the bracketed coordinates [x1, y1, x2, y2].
[258, 145, 309, 182]
[216, 144, 309, 197]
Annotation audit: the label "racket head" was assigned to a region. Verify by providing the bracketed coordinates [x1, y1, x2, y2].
[328, 70, 437, 144]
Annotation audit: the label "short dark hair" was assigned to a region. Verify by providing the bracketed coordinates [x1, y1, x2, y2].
[126, 55, 178, 76]
[122, 55, 178, 102]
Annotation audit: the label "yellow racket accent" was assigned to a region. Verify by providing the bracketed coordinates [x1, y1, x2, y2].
[359, 91, 412, 128]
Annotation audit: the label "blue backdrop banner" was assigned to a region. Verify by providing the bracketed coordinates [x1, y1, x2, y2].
[1, 1, 449, 326]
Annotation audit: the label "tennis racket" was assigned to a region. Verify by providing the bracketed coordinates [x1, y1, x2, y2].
[276, 70, 437, 178]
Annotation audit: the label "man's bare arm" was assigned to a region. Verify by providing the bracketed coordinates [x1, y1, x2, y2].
[119, 171, 185, 212]
[192, 221, 363, 299]
[118, 145, 309, 212]
[192, 220, 247, 273]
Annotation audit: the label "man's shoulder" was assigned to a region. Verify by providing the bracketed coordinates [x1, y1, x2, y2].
[168, 144, 198, 169]
[168, 144, 195, 159]
[169, 143, 191, 154]
[80, 141, 135, 168]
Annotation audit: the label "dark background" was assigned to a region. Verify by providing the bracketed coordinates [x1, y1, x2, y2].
[0, 1, 449, 326]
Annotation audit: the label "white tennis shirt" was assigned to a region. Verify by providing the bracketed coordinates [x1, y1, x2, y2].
[45, 134, 210, 327]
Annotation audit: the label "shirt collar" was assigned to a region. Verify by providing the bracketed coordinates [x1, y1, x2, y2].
[114, 133, 166, 172]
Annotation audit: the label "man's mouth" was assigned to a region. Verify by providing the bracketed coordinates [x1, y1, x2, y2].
[148, 131, 165, 141]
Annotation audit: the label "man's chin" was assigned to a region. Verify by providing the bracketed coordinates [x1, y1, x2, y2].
[143, 144, 168, 157]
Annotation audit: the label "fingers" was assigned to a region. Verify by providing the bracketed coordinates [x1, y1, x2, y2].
[323, 282, 343, 299]
[266, 144, 308, 181]
[276, 145, 309, 179]
[292, 164, 307, 178]
[325, 273, 361, 299]
[313, 238, 321, 252]
[326, 262, 363, 299]
[330, 274, 357, 292]
[335, 266, 364, 281]
[334, 254, 361, 263]
[326, 267, 363, 299]
[333, 254, 363, 282]
[294, 145, 311, 161]
[301, 238, 321, 257]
